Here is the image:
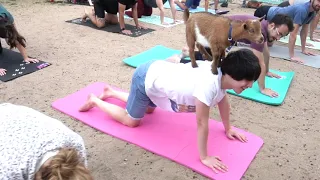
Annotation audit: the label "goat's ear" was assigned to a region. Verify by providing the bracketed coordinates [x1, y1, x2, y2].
[259, 15, 266, 22]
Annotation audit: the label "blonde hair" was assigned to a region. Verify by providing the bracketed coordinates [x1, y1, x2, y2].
[40, 148, 93, 180]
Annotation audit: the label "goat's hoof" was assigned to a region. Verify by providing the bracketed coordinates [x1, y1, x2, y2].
[211, 68, 218, 75]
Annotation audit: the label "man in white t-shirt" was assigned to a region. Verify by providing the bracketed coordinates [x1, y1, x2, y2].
[78, 49, 261, 173]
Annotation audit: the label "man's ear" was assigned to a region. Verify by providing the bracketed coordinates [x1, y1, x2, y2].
[259, 15, 266, 21]
[243, 23, 248, 30]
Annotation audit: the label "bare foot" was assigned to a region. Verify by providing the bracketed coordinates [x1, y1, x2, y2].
[99, 86, 114, 100]
[165, 54, 181, 63]
[79, 94, 96, 112]
[182, 47, 189, 58]
[81, 8, 90, 22]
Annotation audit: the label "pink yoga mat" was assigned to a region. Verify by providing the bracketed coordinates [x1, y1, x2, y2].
[52, 82, 264, 180]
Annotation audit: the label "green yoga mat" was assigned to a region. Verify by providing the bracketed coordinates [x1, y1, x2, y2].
[279, 35, 320, 50]
[227, 70, 294, 106]
[123, 45, 181, 67]
[124, 14, 184, 28]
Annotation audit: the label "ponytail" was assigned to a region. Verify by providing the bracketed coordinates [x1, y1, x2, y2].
[41, 148, 93, 180]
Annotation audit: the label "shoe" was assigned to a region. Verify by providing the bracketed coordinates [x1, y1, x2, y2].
[220, 2, 228, 7]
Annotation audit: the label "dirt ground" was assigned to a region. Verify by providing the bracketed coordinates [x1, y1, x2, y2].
[0, 0, 319, 179]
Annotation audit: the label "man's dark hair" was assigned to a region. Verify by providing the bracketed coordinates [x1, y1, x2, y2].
[220, 49, 261, 81]
[269, 14, 294, 32]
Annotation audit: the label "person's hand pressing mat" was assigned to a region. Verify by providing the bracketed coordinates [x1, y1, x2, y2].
[66, 18, 155, 37]
[0, 49, 51, 82]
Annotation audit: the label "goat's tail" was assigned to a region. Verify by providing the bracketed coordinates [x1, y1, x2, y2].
[183, 9, 190, 24]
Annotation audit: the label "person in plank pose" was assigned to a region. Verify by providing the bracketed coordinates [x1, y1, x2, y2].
[78, 49, 261, 173]
[0, 103, 93, 180]
[278, 0, 320, 42]
[81, 0, 147, 35]
[0, 4, 38, 76]
[176, 14, 294, 98]
[254, 0, 320, 63]
[126, 0, 178, 25]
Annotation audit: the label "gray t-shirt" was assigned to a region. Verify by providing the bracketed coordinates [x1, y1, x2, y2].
[0, 103, 88, 180]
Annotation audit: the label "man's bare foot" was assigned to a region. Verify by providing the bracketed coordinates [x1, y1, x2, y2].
[182, 47, 189, 57]
[99, 86, 114, 100]
[165, 54, 181, 63]
[79, 94, 96, 112]
[81, 8, 91, 22]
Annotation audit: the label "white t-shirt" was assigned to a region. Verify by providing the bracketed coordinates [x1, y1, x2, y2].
[0, 103, 87, 180]
[145, 60, 226, 113]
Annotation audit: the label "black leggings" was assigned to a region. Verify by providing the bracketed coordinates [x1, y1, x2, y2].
[254, 5, 271, 19]
[278, 1, 290, 7]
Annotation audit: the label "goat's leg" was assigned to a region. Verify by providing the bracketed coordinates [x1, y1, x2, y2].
[197, 44, 212, 61]
[186, 34, 198, 68]
[210, 47, 220, 75]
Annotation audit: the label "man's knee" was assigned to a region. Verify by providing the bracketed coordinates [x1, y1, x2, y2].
[96, 18, 106, 28]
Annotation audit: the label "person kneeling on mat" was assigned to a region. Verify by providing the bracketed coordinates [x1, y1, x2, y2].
[127, 0, 177, 25]
[0, 5, 39, 76]
[0, 103, 93, 180]
[82, 0, 147, 35]
[79, 49, 261, 173]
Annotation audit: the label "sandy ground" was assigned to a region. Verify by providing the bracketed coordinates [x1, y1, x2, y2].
[0, 0, 319, 179]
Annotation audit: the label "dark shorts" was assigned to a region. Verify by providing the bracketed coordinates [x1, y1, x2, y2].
[278, 1, 290, 7]
[0, 27, 8, 38]
[254, 5, 271, 19]
[94, 1, 119, 17]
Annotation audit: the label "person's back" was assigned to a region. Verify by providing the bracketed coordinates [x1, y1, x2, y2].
[145, 60, 225, 112]
[0, 103, 92, 180]
[267, 2, 314, 25]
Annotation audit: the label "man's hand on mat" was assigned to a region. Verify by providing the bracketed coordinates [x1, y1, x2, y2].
[24, 57, 39, 63]
[267, 72, 281, 78]
[302, 50, 317, 56]
[136, 24, 147, 29]
[290, 56, 304, 64]
[122, 29, 132, 35]
[226, 129, 248, 143]
[306, 42, 314, 47]
[0, 68, 7, 76]
[310, 38, 320, 42]
[261, 88, 279, 98]
[201, 156, 228, 174]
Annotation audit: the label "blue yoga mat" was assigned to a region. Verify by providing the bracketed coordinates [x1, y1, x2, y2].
[123, 45, 181, 67]
[227, 70, 295, 106]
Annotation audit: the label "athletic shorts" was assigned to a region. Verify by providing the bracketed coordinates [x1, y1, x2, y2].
[126, 60, 157, 120]
[254, 5, 271, 19]
[94, 0, 119, 17]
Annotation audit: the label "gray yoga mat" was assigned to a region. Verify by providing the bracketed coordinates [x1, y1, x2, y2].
[236, 42, 320, 69]
[66, 18, 155, 37]
[269, 44, 320, 69]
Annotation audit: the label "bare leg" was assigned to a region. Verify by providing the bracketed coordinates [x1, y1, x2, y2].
[79, 94, 140, 127]
[99, 86, 129, 102]
[105, 14, 119, 24]
[83, 8, 106, 28]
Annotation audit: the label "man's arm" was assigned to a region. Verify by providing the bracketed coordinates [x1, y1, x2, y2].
[288, 24, 300, 58]
[300, 23, 309, 52]
[252, 48, 266, 92]
[118, 3, 127, 30]
[132, 3, 140, 27]
[195, 98, 210, 160]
